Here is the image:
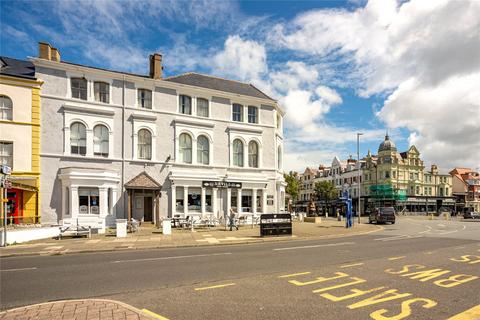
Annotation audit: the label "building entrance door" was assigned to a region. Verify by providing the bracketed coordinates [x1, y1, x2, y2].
[144, 197, 153, 222]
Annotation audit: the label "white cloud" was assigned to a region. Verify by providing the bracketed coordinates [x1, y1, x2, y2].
[213, 35, 267, 81]
[273, 0, 480, 170]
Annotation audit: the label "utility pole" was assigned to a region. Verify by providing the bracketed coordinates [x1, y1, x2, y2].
[357, 133, 363, 224]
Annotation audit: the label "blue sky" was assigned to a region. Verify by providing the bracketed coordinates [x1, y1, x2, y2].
[1, 0, 479, 172]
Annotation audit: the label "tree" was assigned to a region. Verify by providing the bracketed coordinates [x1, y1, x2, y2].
[314, 181, 337, 215]
[284, 171, 300, 203]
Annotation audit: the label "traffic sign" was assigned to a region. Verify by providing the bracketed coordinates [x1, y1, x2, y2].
[1, 165, 12, 175]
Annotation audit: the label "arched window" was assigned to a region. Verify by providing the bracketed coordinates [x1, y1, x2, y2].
[197, 135, 209, 165]
[93, 125, 109, 157]
[138, 129, 152, 160]
[179, 133, 192, 163]
[0, 95, 13, 120]
[277, 146, 282, 169]
[70, 122, 86, 155]
[233, 139, 244, 167]
[248, 141, 258, 168]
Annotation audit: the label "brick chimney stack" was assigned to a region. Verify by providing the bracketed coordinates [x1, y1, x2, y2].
[38, 42, 61, 62]
[149, 53, 163, 79]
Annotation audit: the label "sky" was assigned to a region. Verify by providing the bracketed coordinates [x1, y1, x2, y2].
[1, 0, 479, 173]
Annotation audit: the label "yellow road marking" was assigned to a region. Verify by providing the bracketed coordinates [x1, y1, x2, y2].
[447, 304, 480, 320]
[340, 263, 364, 268]
[142, 309, 170, 320]
[278, 272, 311, 278]
[195, 283, 236, 291]
[388, 256, 406, 261]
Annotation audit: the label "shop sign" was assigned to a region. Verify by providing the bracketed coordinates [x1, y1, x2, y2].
[202, 181, 242, 188]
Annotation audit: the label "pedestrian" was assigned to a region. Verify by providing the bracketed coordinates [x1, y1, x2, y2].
[229, 208, 238, 231]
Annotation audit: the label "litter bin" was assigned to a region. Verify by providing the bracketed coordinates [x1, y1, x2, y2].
[116, 219, 127, 238]
[162, 218, 172, 235]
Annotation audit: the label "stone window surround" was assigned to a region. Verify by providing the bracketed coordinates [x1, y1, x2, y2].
[176, 92, 211, 118]
[228, 126, 263, 169]
[132, 113, 157, 161]
[231, 102, 261, 124]
[63, 104, 114, 158]
[174, 118, 214, 166]
[135, 84, 155, 110]
[66, 72, 113, 105]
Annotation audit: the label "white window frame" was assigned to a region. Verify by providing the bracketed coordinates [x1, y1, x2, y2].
[137, 88, 153, 110]
[0, 95, 13, 121]
[0, 141, 13, 169]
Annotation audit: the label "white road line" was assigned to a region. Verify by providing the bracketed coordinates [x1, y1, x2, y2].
[1, 267, 37, 272]
[111, 252, 232, 263]
[375, 235, 423, 241]
[273, 242, 354, 251]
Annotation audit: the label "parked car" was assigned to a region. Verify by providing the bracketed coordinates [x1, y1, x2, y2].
[463, 211, 480, 219]
[369, 207, 396, 224]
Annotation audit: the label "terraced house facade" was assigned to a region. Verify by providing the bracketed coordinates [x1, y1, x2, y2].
[33, 43, 285, 231]
[0, 57, 43, 224]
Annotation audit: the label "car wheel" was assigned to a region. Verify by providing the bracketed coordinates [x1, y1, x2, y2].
[391, 221, 395, 224]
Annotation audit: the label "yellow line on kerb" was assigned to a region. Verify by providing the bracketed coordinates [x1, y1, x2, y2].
[278, 272, 311, 278]
[446, 304, 480, 320]
[340, 263, 364, 268]
[388, 256, 406, 261]
[195, 283, 236, 291]
[142, 309, 170, 320]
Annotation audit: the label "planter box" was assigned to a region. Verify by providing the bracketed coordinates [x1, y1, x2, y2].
[304, 217, 322, 224]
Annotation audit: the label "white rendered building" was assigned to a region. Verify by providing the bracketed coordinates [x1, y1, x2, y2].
[34, 43, 286, 231]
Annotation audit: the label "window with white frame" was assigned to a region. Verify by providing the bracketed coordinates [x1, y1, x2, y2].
[197, 135, 209, 165]
[94, 82, 109, 103]
[232, 104, 243, 122]
[93, 125, 109, 157]
[176, 187, 184, 212]
[179, 95, 192, 115]
[71, 78, 87, 100]
[248, 141, 258, 168]
[248, 106, 258, 124]
[179, 133, 192, 163]
[233, 139, 244, 167]
[0, 141, 13, 168]
[197, 98, 209, 117]
[70, 122, 87, 155]
[138, 89, 152, 109]
[0, 95, 13, 120]
[188, 187, 201, 212]
[137, 129, 152, 160]
[78, 187, 99, 214]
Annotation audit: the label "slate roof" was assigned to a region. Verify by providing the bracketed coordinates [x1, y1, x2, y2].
[0, 56, 36, 80]
[164, 72, 275, 101]
[125, 171, 162, 189]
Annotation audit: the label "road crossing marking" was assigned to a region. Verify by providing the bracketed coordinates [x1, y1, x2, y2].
[111, 252, 232, 263]
[195, 283, 236, 291]
[273, 242, 354, 251]
[340, 263, 364, 268]
[388, 256, 406, 261]
[278, 272, 311, 278]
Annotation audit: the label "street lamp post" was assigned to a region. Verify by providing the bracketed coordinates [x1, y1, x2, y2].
[357, 133, 363, 224]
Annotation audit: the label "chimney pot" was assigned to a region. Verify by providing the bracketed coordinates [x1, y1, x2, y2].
[149, 53, 163, 79]
[39, 42, 52, 60]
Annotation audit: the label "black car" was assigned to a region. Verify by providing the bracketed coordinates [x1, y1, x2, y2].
[369, 207, 396, 224]
[463, 211, 480, 219]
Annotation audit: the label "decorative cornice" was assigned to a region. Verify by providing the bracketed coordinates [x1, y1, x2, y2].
[63, 104, 115, 117]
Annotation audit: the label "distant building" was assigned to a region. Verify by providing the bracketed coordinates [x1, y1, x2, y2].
[450, 168, 480, 212]
[0, 56, 43, 224]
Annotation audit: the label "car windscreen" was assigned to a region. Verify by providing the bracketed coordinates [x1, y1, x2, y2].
[380, 207, 395, 215]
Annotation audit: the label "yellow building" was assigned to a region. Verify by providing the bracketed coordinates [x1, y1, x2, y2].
[0, 57, 42, 224]
[363, 134, 454, 212]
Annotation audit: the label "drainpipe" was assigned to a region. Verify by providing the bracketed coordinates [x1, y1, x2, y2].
[121, 75, 126, 218]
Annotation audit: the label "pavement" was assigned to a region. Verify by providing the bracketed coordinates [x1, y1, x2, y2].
[1, 216, 479, 319]
[0, 218, 380, 258]
[0, 299, 160, 320]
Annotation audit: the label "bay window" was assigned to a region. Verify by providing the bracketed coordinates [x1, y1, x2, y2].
[78, 187, 99, 214]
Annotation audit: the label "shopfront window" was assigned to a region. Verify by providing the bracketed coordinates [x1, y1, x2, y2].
[176, 187, 184, 212]
[206, 188, 212, 212]
[231, 190, 238, 211]
[257, 190, 262, 212]
[78, 187, 99, 214]
[242, 192, 252, 212]
[188, 187, 201, 212]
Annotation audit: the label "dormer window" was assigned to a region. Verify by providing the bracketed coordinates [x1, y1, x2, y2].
[94, 82, 109, 103]
[138, 89, 152, 109]
[71, 78, 87, 100]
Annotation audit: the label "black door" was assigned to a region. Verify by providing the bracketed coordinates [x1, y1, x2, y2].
[144, 197, 153, 222]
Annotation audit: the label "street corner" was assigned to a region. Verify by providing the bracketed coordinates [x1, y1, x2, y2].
[0, 299, 168, 320]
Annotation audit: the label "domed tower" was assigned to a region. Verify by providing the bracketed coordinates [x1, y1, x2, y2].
[378, 133, 397, 164]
